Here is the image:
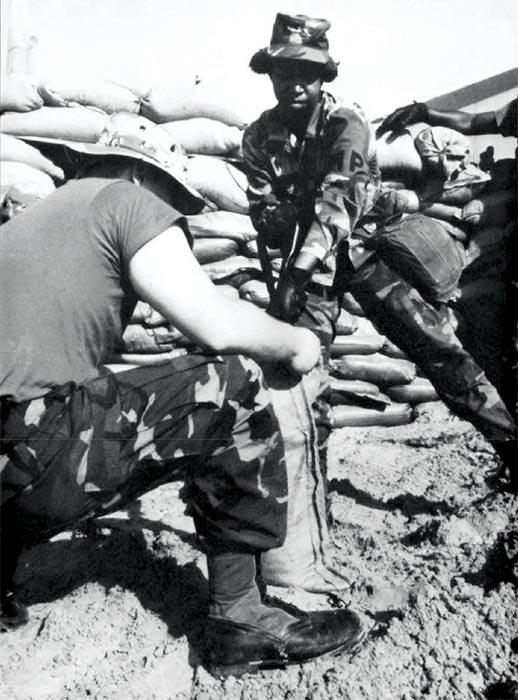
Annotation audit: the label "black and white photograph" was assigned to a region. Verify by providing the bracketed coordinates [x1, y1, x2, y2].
[0, 1, 517, 698]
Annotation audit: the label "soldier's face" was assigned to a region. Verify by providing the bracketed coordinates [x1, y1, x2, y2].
[270, 60, 323, 117]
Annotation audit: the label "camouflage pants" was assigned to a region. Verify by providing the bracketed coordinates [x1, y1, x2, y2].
[0, 354, 288, 554]
[348, 258, 517, 443]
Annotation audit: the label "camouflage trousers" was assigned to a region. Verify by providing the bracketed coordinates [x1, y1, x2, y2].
[0, 354, 288, 554]
[348, 258, 517, 444]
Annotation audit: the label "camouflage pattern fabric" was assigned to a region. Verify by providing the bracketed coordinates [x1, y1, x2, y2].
[348, 258, 517, 444]
[0, 354, 288, 553]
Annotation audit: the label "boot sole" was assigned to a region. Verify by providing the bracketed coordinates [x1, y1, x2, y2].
[207, 624, 367, 678]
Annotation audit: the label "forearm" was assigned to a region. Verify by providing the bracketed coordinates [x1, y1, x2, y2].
[426, 107, 496, 135]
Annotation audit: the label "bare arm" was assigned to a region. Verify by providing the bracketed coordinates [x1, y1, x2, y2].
[426, 107, 498, 135]
[128, 226, 320, 374]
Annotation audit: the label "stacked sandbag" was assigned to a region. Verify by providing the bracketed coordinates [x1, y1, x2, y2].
[328, 303, 439, 428]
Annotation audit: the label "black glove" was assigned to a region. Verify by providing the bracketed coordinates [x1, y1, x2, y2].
[269, 267, 310, 324]
[376, 102, 429, 138]
[371, 190, 402, 222]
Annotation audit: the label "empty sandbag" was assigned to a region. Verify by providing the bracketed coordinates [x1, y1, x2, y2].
[140, 84, 249, 127]
[386, 377, 439, 404]
[161, 118, 243, 155]
[192, 237, 239, 264]
[0, 134, 64, 179]
[461, 190, 516, 227]
[330, 334, 386, 357]
[335, 308, 359, 335]
[380, 338, 409, 360]
[0, 76, 43, 113]
[331, 402, 415, 428]
[201, 255, 262, 282]
[238, 279, 270, 308]
[186, 156, 249, 214]
[331, 354, 417, 386]
[187, 210, 256, 242]
[38, 77, 142, 114]
[0, 106, 108, 142]
[329, 378, 381, 396]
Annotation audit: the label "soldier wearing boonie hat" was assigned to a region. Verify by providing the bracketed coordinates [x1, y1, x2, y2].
[243, 12, 381, 526]
[0, 111, 367, 674]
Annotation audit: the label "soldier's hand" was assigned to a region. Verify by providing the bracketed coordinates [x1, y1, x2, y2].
[269, 268, 310, 324]
[376, 102, 429, 137]
[287, 327, 321, 375]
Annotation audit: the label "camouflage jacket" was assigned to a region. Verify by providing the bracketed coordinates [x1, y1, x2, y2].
[242, 91, 381, 286]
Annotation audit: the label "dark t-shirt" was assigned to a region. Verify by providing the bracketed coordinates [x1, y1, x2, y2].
[1, 178, 186, 402]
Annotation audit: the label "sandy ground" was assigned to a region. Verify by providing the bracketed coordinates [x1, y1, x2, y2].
[1, 400, 516, 700]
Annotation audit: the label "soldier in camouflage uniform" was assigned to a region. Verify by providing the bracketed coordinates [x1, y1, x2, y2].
[0, 113, 366, 676]
[243, 14, 380, 517]
[243, 13, 516, 490]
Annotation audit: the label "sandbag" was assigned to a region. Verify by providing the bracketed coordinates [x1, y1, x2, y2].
[341, 292, 365, 317]
[260, 364, 349, 593]
[0, 134, 64, 179]
[1, 161, 55, 200]
[161, 118, 243, 155]
[38, 77, 142, 114]
[242, 239, 281, 259]
[0, 76, 43, 113]
[331, 402, 415, 428]
[335, 308, 359, 335]
[215, 269, 263, 289]
[140, 84, 249, 127]
[376, 129, 424, 175]
[330, 354, 417, 386]
[201, 255, 262, 282]
[238, 279, 270, 308]
[192, 237, 239, 264]
[329, 378, 381, 396]
[418, 201, 463, 223]
[386, 377, 439, 404]
[419, 163, 491, 206]
[187, 210, 256, 242]
[380, 338, 409, 360]
[0, 106, 108, 142]
[461, 190, 516, 228]
[328, 390, 391, 409]
[186, 156, 249, 214]
[330, 334, 386, 357]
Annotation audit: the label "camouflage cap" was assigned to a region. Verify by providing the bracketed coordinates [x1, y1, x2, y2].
[264, 13, 332, 64]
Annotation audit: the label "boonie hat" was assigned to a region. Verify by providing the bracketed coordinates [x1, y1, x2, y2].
[250, 13, 335, 71]
[23, 112, 205, 212]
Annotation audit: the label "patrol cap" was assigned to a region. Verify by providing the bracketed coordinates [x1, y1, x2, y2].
[250, 13, 336, 75]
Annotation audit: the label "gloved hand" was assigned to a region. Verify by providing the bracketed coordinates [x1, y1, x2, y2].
[269, 267, 311, 324]
[371, 190, 404, 222]
[376, 102, 430, 137]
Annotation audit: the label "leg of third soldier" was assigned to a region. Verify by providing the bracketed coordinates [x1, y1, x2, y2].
[349, 258, 517, 445]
